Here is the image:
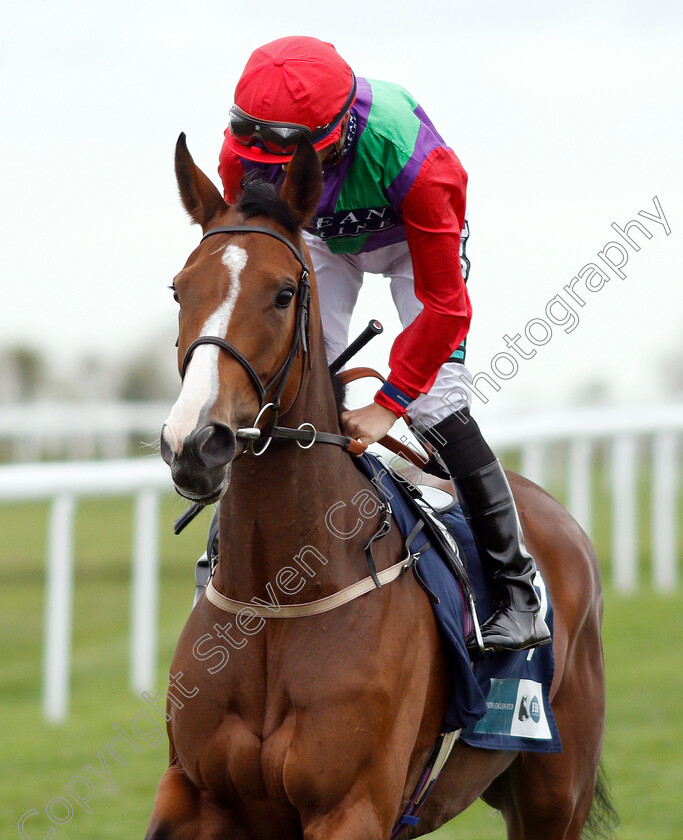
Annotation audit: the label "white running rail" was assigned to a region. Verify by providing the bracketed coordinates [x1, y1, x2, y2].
[0, 404, 680, 722]
[0, 401, 169, 461]
[0, 459, 169, 723]
[485, 404, 682, 596]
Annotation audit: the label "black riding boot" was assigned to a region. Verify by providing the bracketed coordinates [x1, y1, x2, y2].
[428, 410, 551, 652]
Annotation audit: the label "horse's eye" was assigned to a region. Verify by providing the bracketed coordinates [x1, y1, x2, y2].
[274, 287, 295, 309]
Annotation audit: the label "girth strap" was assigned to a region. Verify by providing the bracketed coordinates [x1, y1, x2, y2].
[390, 729, 462, 839]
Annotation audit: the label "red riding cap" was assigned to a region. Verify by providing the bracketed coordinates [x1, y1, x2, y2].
[223, 35, 356, 164]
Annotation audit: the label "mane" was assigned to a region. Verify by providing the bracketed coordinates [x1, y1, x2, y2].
[237, 177, 299, 234]
[330, 371, 347, 424]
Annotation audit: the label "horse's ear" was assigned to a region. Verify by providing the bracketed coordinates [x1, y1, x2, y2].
[175, 133, 227, 229]
[279, 137, 323, 228]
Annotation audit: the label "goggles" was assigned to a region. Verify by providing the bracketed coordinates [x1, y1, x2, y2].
[229, 74, 357, 156]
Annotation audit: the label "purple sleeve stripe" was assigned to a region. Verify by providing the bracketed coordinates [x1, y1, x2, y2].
[413, 103, 448, 145]
[386, 108, 451, 209]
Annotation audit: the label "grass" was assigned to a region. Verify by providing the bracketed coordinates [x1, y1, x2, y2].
[1, 495, 681, 839]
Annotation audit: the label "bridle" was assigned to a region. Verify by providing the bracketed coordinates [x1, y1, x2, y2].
[174, 223, 389, 577]
[179, 223, 365, 458]
[181, 224, 311, 418]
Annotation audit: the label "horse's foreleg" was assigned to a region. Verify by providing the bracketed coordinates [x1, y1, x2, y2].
[144, 764, 243, 840]
[485, 667, 605, 840]
[300, 796, 392, 840]
[486, 750, 598, 840]
[297, 765, 404, 840]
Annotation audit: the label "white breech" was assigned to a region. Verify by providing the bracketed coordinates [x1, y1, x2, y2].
[303, 232, 473, 429]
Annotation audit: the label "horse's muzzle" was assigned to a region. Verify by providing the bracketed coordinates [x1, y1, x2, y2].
[161, 422, 236, 501]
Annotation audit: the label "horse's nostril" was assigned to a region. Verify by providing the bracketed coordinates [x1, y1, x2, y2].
[197, 423, 236, 467]
[160, 426, 174, 466]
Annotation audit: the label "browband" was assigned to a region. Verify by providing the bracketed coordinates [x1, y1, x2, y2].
[201, 225, 309, 274]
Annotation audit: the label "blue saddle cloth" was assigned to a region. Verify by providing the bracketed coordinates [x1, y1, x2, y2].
[358, 453, 561, 754]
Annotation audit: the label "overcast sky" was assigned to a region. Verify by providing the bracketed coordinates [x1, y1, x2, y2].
[1, 0, 682, 418]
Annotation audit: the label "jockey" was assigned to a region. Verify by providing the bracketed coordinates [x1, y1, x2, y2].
[217, 36, 550, 652]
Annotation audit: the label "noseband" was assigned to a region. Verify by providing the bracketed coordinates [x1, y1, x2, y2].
[180, 224, 312, 413]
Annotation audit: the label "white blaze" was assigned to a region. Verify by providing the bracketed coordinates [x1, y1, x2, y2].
[163, 245, 247, 453]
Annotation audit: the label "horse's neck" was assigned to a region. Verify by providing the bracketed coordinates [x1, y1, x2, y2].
[215, 357, 373, 600]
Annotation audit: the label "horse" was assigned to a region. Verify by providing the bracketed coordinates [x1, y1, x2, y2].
[146, 133, 614, 840]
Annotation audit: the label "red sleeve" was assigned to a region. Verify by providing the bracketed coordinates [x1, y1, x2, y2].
[377, 147, 471, 409]
[218, 134, 248, 204]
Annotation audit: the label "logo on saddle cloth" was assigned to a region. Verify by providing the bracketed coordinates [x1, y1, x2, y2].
[474, 678, 551, 740]
[518, 694, 542, 724]
[313, 206, 399, 240]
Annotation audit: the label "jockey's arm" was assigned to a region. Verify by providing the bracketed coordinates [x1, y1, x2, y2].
[219, 142, 473, 444]
[373, 147, 472, 420]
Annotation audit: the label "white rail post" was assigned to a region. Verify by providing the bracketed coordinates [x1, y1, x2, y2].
[611, 435, 638, 593]
[652, 432, 678, 591]
[43, 493, 77, 723]
[521, 442, 545, 487]
[131, 488, 160, 695]
[568, 438, 593, 536]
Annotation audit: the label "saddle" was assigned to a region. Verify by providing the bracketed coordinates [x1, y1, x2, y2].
[356, 453, 485, 652]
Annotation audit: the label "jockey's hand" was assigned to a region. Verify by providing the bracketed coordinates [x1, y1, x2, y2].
[341, 402, 398, 445]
